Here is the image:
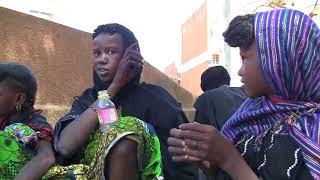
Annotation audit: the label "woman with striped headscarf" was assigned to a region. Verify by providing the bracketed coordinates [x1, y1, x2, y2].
[168, 9, 320, 180]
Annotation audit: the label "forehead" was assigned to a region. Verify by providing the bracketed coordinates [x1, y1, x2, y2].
[240, 41, 258, 56]
[93, 33, 123, 48]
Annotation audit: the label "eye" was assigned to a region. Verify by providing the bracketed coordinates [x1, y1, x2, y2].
[93, 51, 100, 58]
[107, 50, 114, 55]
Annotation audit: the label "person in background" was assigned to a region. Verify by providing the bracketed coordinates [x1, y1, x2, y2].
[194, 65, 246, 130]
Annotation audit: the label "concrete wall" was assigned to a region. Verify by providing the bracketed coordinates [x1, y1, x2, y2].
[0, 6, 195, 123]
[0, 6, 93, 106]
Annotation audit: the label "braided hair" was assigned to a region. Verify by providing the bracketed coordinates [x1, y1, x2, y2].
[223, 14, 255, 50]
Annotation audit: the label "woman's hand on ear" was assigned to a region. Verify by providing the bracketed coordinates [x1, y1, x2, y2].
[108, 43, 143, 98]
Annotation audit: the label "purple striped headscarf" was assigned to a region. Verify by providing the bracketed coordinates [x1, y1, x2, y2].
[221, 9, 320, 179]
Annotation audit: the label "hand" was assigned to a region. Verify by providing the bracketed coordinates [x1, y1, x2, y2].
[111, 43, 143, 89]
[169, 123, 241, 172]
[167, 128, 211, 171]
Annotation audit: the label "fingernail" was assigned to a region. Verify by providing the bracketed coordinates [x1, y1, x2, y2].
[183, 148, 186, 152]
[182, 141, 185, 146]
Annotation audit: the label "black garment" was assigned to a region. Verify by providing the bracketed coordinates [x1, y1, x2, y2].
[54, 72, 196, 180]
[193, 85, 246, 180]
[213, 130, 313, 180]
[193, 85, 246, 130]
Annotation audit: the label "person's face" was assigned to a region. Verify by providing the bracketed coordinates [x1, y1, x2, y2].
[93, 33, 124, 83]
[238, 42, 272, 97]
[0, 81, 23, 117]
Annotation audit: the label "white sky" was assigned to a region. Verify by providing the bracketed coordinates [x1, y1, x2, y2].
[0, 0, 319, 72]
[0, 0, 206, 71]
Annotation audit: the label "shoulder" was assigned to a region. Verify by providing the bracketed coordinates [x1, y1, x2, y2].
[139, 82, 181, 105]
[204, 85, 246, 97]
[140, 82, 169, 94]
[27, 113, 52, 129]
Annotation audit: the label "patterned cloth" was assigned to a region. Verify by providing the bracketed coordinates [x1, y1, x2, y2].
[221, 9, 320, 179]
[0, 124, 40, 179]
[46, 116, 163, 180]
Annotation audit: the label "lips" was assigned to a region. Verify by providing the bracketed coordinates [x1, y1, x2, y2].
[97, 68, 109, 76]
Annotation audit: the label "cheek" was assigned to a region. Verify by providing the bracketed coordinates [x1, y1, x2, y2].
[241, 63, 250, 79]
[108, 59, 120, 73]
[0, 96, 15, 114]
[93, 58, 99, 69]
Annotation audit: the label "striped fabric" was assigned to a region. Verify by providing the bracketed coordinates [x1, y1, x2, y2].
[221, 9, 320, 179]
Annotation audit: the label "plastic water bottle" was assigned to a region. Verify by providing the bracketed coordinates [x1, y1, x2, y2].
[97, 90, 118, 133]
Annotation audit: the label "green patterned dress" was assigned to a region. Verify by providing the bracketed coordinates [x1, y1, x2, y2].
[0, 123, 40, 179]
[46, 116, 163, 180]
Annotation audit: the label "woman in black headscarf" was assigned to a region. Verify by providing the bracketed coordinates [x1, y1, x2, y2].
[52, 23, 195, 180]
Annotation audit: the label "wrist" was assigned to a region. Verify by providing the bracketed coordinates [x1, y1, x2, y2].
[221, 152, 257, 180]
[107, 83, 121, 98]
[221, 152, 241, 173]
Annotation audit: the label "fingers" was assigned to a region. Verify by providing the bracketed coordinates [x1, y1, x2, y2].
[179, 129, 205, 141]
[185, 147, 205, 160]
[170, 128, 184, 139]
[168, 146, 185, 156]
[179, 122, 214, 133]
[171, 154, 202, 163]
[123, 43, 143, 61]
[127, 60, 140, 71]
[168, 136, 185, 147]
[184, 139, 207, 150]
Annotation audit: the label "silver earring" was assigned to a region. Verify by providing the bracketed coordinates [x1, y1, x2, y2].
[16, 104, 22, 112]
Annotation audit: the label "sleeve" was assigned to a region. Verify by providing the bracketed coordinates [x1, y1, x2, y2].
[27, 114, 53, 143]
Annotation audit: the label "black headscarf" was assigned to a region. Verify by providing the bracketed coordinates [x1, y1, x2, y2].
[54, 23, 196, 179]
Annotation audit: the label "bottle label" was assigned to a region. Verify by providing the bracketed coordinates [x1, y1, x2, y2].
[98, 108, 118, 124]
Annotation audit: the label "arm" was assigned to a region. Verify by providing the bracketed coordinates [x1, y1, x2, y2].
[221, 153, 258, 180]
[56, 84, 122, 156]
[56, 100, 100, 156]
[15, 141, 55, 180]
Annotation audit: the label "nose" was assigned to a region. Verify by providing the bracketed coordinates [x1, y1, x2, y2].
[97, 53, 109, 64]
[238, 65, 243, 77]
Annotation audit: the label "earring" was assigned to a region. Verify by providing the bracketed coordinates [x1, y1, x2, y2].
[16, 104, 22, 112]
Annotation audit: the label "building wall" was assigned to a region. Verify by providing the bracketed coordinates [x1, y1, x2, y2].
[181, 61, 208, 96]
[0, 6, 93, 105]
[181, 1, 207, 64]
[181, 1, 208, 96]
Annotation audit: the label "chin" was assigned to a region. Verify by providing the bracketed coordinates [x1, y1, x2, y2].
[96, 74, 111, 83]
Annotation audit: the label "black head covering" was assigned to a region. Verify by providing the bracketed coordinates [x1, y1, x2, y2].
[92, 23, 142, 92]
